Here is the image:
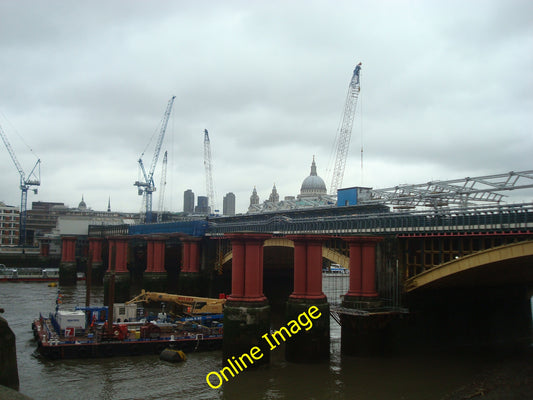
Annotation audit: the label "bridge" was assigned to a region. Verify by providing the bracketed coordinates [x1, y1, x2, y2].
[55, 196, 533, 362]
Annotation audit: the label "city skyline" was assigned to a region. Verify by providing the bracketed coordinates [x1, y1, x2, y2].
[1, 1, 532, 215]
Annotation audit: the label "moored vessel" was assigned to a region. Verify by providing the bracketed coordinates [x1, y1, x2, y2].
[31, 291, 224, 360]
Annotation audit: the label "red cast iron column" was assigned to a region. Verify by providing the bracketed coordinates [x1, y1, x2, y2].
[188, 240, 201, 273]
[243, 237, 267, 301]
[345, 238, 363, 297]
[288, 235, 327, 300]
[181, 241, 190, 273]
[61, 236, 77, 263]
[108, 238, 129, 273]
[305, 238, 326, 299]
[88, 237, 103, 264]
[226, 233, 270, 302]
[146, 238, 166, 273]
[146, 239, 155, 272]
[227, 237, 245, 301]
[152, 239, 166, 273]
[107, 239, 116, 272]
[361, 239, 380, 297]
[117, 238, 129, 273]
[290, 239, 308, 299]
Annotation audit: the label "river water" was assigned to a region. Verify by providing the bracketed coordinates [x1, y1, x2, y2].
[0, 280, 523, 400]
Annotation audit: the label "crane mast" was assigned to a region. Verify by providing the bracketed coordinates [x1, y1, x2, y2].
[134, 96, 175, 223]
[156, 150, 168, 222]
[203, 129, 216, 214]
[0, 123, 40, 246]
[329, 62, 362, 195]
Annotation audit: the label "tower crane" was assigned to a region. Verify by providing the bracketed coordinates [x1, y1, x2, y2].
[203, 129, 217, 214]
[0, 123, 40, 246]
[134, 96, 175, 223]
[329, 62, 362, 195]
[156, 150, 168, 222]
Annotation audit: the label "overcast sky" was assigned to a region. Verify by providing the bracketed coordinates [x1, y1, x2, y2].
[0, 0, 532, 215]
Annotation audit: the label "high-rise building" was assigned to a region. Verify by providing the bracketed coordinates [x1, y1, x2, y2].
[195, 196, 210, 214]
[223, 192, 236, 216]
[184, 189, 194, 214]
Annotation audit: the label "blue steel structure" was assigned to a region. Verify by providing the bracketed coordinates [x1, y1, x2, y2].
[128, 220, 208, 237]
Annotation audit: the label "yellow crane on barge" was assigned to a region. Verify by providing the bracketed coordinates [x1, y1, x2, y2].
[126, 290, 225, 315]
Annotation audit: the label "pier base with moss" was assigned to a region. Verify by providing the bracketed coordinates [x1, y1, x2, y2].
[90, 262, 105, 285]
[178, 272, 204, 296]
[340, 296, 394, 356]
[59, 262, 77, 285]
[285, 298, 330, 362]
[142, 272, 169, 293]
[103, 272, 131, 305]
[223, 301, 271, 365]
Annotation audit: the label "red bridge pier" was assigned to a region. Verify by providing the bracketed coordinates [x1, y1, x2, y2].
[340, 236, 396, 356]
[103, 237, 131, 305]
[178, 237, 203, 296]
[142, 236, 168, 292]
[59, 236, 78, 285]
[285, 235, 330, 362]
[88, 237, 104, 284]
[223, 234, 271, 365]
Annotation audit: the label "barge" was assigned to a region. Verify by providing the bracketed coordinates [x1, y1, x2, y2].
[32, 290, 226, 359]
[32, 309, 223, 360]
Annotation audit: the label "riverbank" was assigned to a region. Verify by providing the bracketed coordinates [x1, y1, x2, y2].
[442, 347, 532, 399]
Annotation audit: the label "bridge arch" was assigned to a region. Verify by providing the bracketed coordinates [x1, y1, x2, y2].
[220, 238, 349, 268]
[405, 240, 533, 292]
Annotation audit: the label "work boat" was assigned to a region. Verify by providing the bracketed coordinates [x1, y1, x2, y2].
[0, 265, 85, 282]
[32, 291, 225, 359]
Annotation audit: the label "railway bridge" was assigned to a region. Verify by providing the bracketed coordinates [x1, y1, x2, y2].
[58, 201, 533, 361]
